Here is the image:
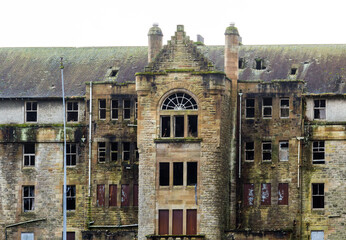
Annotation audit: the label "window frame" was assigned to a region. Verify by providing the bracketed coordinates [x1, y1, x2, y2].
[110, 142, 118, 162]
[66, 143, 77, 166]
[279, 141, 289, 161]
[25, 101, 38, 123]
[66, 101, 79, 122]
[312, 183, 324, 209]
[23, 143, 35, 167]
[122, 142, 130, 162]
[98, 142, 106, 163]
[99, 99, 106, 120]
[245, 141, 254, 162]
[123, 99, 131, 120]
[262, 141, 272, 162]
[245, 98, 255, 118]
[312, 141, 325, 164]
[23, 185, 35, 212]
[314, 99, 326, 120]
[280, 98, 290, 118]
[111, 99, 119, 120]
[262, 97, 272, 118]
[66, 185, 76, 211]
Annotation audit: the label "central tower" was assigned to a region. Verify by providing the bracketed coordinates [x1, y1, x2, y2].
[136, 25, 233, 240]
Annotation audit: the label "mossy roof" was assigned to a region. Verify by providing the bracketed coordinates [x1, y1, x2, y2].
[0, 44, 345, 98]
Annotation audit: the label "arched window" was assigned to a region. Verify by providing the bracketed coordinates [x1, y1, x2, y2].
[160, 92, 198, 138]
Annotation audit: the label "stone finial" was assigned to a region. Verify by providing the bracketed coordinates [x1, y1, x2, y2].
[148, 23, 163, 36]
[225, 23, 239, 36]
[177, 25, 184, 32]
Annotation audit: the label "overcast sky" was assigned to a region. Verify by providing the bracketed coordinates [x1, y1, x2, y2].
[0, 0, 345, 47]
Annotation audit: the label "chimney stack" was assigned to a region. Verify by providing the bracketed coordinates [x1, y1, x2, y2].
[224, 23, 240, 83]
[148, 23, 163, 63]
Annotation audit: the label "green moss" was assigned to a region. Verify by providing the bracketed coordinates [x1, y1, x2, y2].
[194, 41, 205, 46]
[303, 93, 346, 98]
[86, 81, 134, 86]
[166, 69, 194, 73]
[191, 70, 226, 75]
[135, 71, 167, 76]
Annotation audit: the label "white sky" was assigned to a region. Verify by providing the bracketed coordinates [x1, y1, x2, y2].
[0, 0, 345, 47]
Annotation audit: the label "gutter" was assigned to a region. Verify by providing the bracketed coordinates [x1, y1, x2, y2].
[5, 218, 46, 240]
[238, 92, 243, 178]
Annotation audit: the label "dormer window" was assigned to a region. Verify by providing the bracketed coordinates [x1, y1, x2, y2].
[110, 70, 118, 77]
[160, 92, 198, 138]
[255, 58, 266, 70]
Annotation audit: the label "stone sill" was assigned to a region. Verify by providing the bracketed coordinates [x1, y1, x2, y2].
[154, 138, 202, 143]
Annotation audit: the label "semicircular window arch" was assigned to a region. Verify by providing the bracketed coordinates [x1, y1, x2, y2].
[161, 92, 198, 110]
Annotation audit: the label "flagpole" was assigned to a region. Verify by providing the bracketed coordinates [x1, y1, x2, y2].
[60, 57, 67, 240]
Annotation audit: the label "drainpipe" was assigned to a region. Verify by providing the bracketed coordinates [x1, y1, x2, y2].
[296, 137, 304, 188]
[238, 92, 243, 178]
[88, 82, 92, 197]
[296, 136, 304, 239]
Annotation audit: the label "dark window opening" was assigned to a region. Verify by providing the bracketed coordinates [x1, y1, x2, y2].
[109, 184, 117, 207]
[174, 116, 184, 137]
[67, 102, 78, 122]
[187, 162, 197, 185]
[161, 116, 171, 137]
[99, 99, 106, 120]
[159, 163, 169, 186]
[239, 58, 245, 69]
[261, 183, 271, 205]
[255, 58, 266, 70]
[111, 142, 118, 161]
[313, 141, 325, 164]
[314, 99, 326, 119]
[66, 185, 76, 210]
[110, 70, 118, 77]
[98, 142, 106, 162]
[134, 142, 139, 161]
[246, 99, 255, 118]
[111, 100, 119, 119]
[23, 186, 35, 212]
[188, 115, 198, 137]
[312, 183, 324, 208]
[122, 142, 130, 161]
[24, 143, 35, 166]
[26, 102, 37, 122]
[97, 184, 105, 207]
[66, 143, 77, 166]
[262, 141, 272, 161]
[173, 162, 184, 186]
[290, 68, 297, 75]
[262, 98, 272, 118]
[123, 99, 131, 120]
[245, 142, 254, 161]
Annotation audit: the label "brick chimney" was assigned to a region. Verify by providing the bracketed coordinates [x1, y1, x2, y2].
[148, 23, 163, 63]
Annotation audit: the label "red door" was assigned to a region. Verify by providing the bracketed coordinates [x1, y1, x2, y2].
[186, 209, 197, 235]
[159, 210, 169, 235]
[172, 210, 183, 234]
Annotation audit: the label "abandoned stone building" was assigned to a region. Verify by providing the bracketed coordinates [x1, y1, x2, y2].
[0, 24, 345, 240]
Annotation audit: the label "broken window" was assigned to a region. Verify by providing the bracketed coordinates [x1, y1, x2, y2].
[110, 142, 118, 162]
[280, 98, 289, 118]
[66, 143, 77, 166]
[23, 143, 35, 166]
[261, 183, 271, 205]
[123, 99, 131, 120]
[262, 141, 272, 161]
[121, 184, 130, 207]
[245, 142, 254, 161]
[122, 142, 130, 161]
[239, 58, 245, 69]
[243, 183, 254, 206]
[187, 162, 197, 185]
[25, 101, 37, 122]
[160, 92, 198, 138]
[66, 185, 76, 210]
[312, 183, 324, 209]
[23, 186, 35, 212]
[290, 68, 297, 75]
[313, 141, 325, 164]
[311, 231, 324, 240]
[111, 100, 118, 120]
[21, 233, 34, 240]
[159, 209, 169, 235]
[278, 183, 289, 205]
[255, 58, 266, 70]
[97, 184, 105, 207]
[186, 209, 197, 235]
[67, 101, 78, 122]
[133, 184, 138, 207]
[245, 99, 255, 118]
[159, 163, 170, 186]
[109, 184, 117, 207]
[98, 142, 106, 163]
[279, 141, 289, 161]
[99, 99, 106, 120]
[173, 162, 184, 186]
[262, 98, 272, 118]
[314, 99, 326, 119]
[173, 209, 183, 235]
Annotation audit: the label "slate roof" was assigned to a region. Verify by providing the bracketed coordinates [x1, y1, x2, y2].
[0, 44, 345, 98]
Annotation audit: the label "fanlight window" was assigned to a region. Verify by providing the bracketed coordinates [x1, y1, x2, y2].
[160, 92, 198, 138]
[161, 93, 198, 110]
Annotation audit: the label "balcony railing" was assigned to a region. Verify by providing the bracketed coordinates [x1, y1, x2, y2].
[146, 235, 205, 240]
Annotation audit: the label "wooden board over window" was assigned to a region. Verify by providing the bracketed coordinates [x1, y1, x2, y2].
[159, 210, 169, 235]
[172, 209, 183, 235]
[121, 184, 130, 207]
[186, 209, 197, 235]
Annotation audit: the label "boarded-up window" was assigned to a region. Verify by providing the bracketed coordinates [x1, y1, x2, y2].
[21, 233, 34, 240]
[311, 231, 324, 240]
[97, 184, 105, 207]
[159, 210, 169, 235]
[261, 183, 271, 205]
[172, 209, 183, 234]
[159, 163, 169, 186]
[243, 183, 254, 206]
[67, 232, 75, 240]
[121, 184, 130, 207]
[186, 209, 197, 235]
[133, 184, 138, 207]
[109, 184, 117, 207]
[173, 162, 183, 186]
[279, 141, 289, 161]
[278, 183, 289, 205]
